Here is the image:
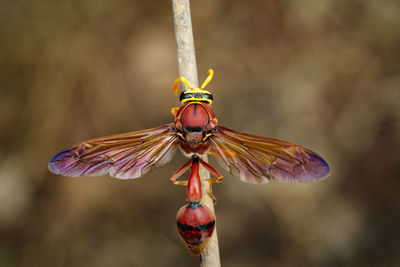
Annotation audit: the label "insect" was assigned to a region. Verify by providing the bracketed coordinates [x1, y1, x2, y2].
[48, 69, 330, 254]
[48, 69, 330, 184]
[175, 157, 216, 255]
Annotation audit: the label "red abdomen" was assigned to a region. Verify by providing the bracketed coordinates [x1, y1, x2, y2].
[176, 202, 216, 255]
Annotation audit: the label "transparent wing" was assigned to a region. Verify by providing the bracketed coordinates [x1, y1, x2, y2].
[209, 126, 330, 184]
[49, 124, 178, 179]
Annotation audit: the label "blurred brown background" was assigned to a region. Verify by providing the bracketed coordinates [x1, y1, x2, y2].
[1, 0, 399, 266]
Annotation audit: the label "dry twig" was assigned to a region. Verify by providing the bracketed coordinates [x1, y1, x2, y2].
[172, 1, 221, 266]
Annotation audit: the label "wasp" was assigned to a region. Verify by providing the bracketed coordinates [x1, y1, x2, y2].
[49, 69, 329, 184]
[49, 69, 330, 254]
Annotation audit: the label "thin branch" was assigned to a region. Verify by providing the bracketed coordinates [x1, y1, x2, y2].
[172, 0, 198, 87]
[172, 1, 221, 266]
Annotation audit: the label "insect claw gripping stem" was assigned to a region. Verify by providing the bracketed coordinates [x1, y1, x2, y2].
[173, 181, 188, 186]
[205, 178, 223, 204]
[198, 158, 223, 204]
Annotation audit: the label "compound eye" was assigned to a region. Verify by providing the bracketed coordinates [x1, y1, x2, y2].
[179, 91, 213, 104]
[179, 92, 192, 102]
[205, 93, 213, 101]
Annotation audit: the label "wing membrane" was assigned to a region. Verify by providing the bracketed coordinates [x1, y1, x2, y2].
[209, 126, 330, 184]
[48, 124, 178, 179]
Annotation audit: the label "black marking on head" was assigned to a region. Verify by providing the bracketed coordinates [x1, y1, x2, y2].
[196, 220, 215, 231]
[188, 202, 201, 209]
[185, 126, 203, 132]
[193, 103, 198, 116]
[177, 221, 194, 231]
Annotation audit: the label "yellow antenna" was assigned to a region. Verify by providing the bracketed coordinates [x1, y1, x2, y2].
[173, 76, 194, 95]
[173, 69, 214, 95]
[200, 69, 214, 89]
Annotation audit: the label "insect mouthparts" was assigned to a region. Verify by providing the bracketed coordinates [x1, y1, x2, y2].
[185, 126, 204, 132]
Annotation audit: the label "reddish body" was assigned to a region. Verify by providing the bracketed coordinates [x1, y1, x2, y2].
[173, 102, 217, 156]
[186, 158, 202, 202]
[175, 157, 216, 255]
[176, 202, 215, 255]
[48, 69, 330, 256]
[172, 156, 219, 255]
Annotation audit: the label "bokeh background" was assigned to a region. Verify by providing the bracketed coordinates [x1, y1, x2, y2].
[1, 0, 399, 266]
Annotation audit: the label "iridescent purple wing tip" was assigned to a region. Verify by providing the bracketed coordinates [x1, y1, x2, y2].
[267, 149, 330, 183]
[210, 126, 330, 184]
[48, 125, 178, 179]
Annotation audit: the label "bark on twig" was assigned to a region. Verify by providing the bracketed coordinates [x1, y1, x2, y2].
[172, 1, 221, 266]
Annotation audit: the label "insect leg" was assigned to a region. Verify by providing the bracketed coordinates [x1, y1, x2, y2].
[170, 158, 193, 186]
[199, 158, 223, 204]
[199, 158, 223, 182]
[170, 107, 180, 117]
